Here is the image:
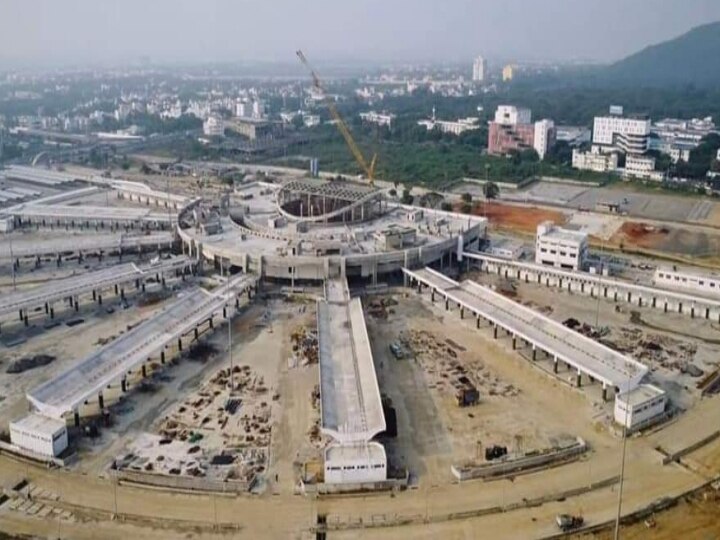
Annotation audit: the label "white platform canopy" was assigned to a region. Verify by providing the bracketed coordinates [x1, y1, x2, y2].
[404, 267, 648, 392]
[317, 279, 385, 444]
[27, 276, 256, 418]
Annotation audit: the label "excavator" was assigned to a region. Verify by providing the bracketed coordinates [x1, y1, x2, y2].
[296, 50, 377, 186]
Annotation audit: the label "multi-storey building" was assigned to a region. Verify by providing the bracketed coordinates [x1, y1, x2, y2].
[571, 147, 619, 173]
[535, 221, 588, 271]
[533, 119, 556, 160]
[359, 111, 396, 128]
[593, 107, 651, 154]
[472, 56, 486, 82]
[488, 106, 554, 158]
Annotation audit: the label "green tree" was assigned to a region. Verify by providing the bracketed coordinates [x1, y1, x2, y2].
[461, 192, 472, 203]
[483, 182, 500, 199]
[401, 187, 414, 204]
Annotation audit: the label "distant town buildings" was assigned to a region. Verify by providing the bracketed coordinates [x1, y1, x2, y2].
[417, 107, 480, 135]
[472, 56, 486, 82]
[502, 65, 515, 82]
[202, 116, 224, 137]
[359, 111, 396, 128]
[650, 117, 717, 163]
[487, 105, 555, 160]
[572, 105, 677, 180]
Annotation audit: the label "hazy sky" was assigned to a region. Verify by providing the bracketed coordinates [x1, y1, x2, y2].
[1, 0, 720, 67]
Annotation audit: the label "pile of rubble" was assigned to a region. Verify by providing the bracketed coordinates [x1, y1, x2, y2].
[290, 326, 318, 366]
[365, 296, 398, 319]
[403, 329, 520, 399]
[158, 363, 274, 449]
[602, 327, 700, 374]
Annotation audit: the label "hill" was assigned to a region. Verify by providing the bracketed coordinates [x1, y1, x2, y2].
[605, 22, 720, 86]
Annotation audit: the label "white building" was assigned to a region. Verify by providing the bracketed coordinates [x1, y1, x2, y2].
[235, 100, 251, 118]
[534, 119, 556, 160]
[556, 125, 591, 147]
[303, 114, 321, 128]
[202, 116, 224, 137]
[487, 238, 526, 260]
[654, 267, 720, 298]
[252, 100, 266, 120]
[472, 55, 486, 82]
[9, 414, 68, 458]
[535, 221, 588, 271]
[418, 110, 480, 135]
[614, 384, 667, 431]
[572, 147, 619, 173]
[624, 154, 662, 181]
[494, 105, 532, 126]
[650, 117, 716, 163]
[593, 107, 651, 154]
[323, 442, 387, 484]
[359, 111, 396, 128]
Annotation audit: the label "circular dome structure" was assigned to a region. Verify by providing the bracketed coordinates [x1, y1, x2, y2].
[276, 178, 384, 224]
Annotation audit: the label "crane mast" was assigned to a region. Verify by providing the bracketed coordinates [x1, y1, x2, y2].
[296, 50, 377, 185]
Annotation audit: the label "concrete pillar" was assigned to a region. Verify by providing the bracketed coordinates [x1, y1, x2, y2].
[18, 309, 23, 321]
[98, 392, 104, 410]
[476, 316, 481, 329]
[50, 307, 54, 319]
[194, 327, 199, 340]
[460, 307, 464, 319]
[493, 325, 498, 339]
[532, 347, 537, 361]
[121, 378, 127, 393]
[120, 288, 125, 300]
[445, 298, 449, 311]
[209, 317, 214, 330]
[141, 364, 147, 378]
[74, 411, 80, 427]
[652, 297, 657, 308]
[74, 298, 79, 312]
[553, 358, 558, 373]
[161, 350, 166, 364]
[177, 338, 183, 351]
[114, 284, 119, 295]
[664, 301, 668, 313]
[512, 336, 517, 350]
[142, 283, 146, 293]
[44, 302, 49, 314]
[92, 290, 97, 301]
[576, 371, 582, 387]
[98, 294, 103, 305]
[691, 306, 695, 319]
[431, 290, 435, 303]
[602, 385, 608, 402]
[23, 314, 28, 327]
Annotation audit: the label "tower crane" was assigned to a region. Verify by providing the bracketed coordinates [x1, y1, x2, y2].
[296, 49, 377, 186]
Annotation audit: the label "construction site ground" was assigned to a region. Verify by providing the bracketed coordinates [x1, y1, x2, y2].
[364, 293, 612, 484]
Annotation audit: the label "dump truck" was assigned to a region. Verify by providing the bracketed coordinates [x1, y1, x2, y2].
[555, 514, 584, 532]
